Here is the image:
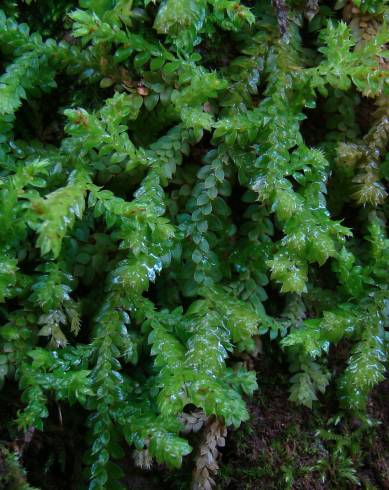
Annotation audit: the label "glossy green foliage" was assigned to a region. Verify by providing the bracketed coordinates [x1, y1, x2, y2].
[0, 0, 388, 487]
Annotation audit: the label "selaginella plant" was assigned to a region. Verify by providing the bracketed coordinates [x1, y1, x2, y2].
[0, 0, 388, 488]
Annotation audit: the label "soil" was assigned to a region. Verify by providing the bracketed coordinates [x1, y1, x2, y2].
[217, 355, 389, 490]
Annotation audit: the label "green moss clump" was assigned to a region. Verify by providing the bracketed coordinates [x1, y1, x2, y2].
[0, 0, 388, 488]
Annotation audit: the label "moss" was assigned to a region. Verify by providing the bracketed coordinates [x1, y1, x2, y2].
[219, 364, 389, 489]
[0, 1, 388, 488]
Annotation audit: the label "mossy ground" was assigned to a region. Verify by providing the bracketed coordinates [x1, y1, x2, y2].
[218, 355, 389, 490]
[1, 345, 388, 489]
[0, 346, 388, 490]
